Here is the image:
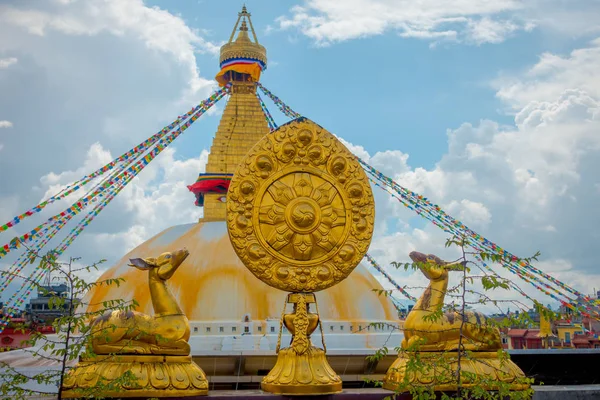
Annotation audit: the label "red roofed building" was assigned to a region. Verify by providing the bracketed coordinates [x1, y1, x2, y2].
[571, 334, 600, 349]
[507, 328, 543, 349]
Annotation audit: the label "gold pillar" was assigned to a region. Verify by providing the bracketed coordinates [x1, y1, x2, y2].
[261, 293, 342, 395]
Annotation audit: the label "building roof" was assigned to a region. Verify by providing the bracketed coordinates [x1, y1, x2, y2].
[572, 338, 590, 344]
[524, 329, 542, 339]
[507, 329, 544, 339]
[507, 329, 528, 337]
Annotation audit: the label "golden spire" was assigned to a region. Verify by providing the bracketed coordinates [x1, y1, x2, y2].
[216, 5, 267, 86]
[202, 6, 271, 220]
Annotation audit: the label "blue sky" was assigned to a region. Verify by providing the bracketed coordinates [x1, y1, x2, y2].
[1, 0, 600, 311]
[139, 0, 591, 168]
[146, 1, 523, 166]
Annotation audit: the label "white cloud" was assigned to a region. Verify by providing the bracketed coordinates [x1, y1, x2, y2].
[39, 142, 113, 197]
[496, 38, 600, 109]
[0, 57, 17, 68]
[0, 120, 12, 152]
[446, 199, 492, 227]
[77, 144, 207, 259]
[351, 38, 600, 311]
[2, 142, 208, 274]
[277, 0, 525, 46]
[0, 0, 218, 105]
[337, 136, 371, 161]
[276, 0, 600, 47]
[0, 0, 219, 214]
[466, 17, 520, 45]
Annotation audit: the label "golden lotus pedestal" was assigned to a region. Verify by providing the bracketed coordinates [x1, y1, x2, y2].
[62, 354, 208, 398]
[261, 293, 342, 396]
[383, 351, 530, 393]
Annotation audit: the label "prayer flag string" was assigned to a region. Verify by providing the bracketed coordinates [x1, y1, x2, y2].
[365, 253, 417, 301]
[256, 83, 301, 119]
[256, 91, 278, 132]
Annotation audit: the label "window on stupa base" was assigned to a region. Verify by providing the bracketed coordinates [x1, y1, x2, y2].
[206, 327, 211, 333]
[193, 327, 198, 333]
[244, 326, 249, 333]
[258, 326, 262, 332]
[220, 326, 224, 333]
[270, 326, 275, 333]
[232, 327, 237, 333]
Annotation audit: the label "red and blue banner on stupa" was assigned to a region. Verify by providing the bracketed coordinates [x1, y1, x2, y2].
[187, 173, 233, 206]
[215, 57, 266, 87]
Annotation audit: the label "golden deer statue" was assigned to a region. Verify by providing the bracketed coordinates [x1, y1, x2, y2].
[383, 251, 529, 391]
[402, 251, 502, 352]
[63, 248, 209, 397]
[91, 248, 191, 355]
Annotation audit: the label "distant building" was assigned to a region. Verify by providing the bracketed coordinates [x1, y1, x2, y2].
[571, 334, 600, 349]
[25, 283, 75, 324]
[507, 329, 543, 349]
[554, 320, 585, 346]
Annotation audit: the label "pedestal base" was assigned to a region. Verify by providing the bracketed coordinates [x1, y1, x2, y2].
[261, 346, 342, 395]
[383, 351, 530, 393]
[61, 354, 208, 398]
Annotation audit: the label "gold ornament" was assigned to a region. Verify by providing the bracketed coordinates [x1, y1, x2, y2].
[62, 355, 208, 398]
[220, 6, 267, 69]
[62, 249, 208, 397]
[227, 118, 375, 293]
[261, 293, 342, 395]
[383, 251, 529, 392]
[384, 352, 530, 392]
[226, 118, 374, 395]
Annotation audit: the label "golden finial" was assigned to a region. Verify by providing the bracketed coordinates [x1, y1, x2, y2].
[216, 6, 267, 86]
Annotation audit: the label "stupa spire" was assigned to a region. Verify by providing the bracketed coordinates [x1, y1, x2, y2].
[189, 6, 271, 220]
[216, 5, 267, 87]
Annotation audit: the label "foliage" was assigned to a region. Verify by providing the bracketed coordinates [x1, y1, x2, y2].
[0, 250, 139, 399]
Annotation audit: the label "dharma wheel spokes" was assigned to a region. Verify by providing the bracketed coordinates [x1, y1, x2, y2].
[226, 118, 375, 395]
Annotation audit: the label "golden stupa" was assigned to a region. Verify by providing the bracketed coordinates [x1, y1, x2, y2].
[86, 7, 397, 328]
[66, 15, 401, 397]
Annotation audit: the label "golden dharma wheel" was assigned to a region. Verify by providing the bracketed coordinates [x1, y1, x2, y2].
[226, 118, 375, 292]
